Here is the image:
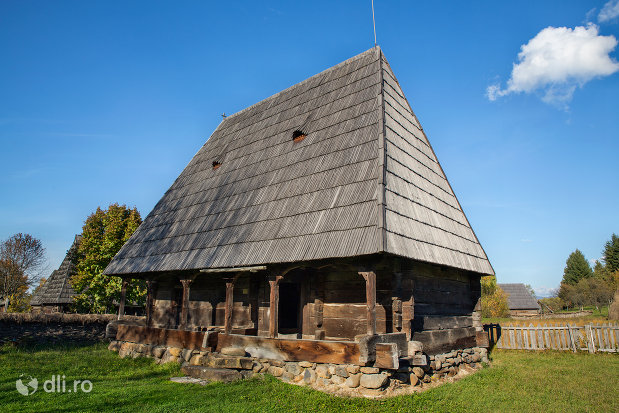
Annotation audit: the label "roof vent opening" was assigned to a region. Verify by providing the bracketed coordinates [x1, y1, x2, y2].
[292, 130, 307, 143]
[212, 161, 222, 170]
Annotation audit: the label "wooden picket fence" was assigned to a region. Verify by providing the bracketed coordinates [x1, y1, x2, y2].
[484, 323, 619, 353]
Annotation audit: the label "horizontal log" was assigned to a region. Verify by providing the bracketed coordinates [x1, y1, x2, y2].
[412, 316, 473, 331]
[412, 327, 477, 355]
[375, 343, 398, 369]
[216, 333, 360, 364]
[116, 324, 205, 350]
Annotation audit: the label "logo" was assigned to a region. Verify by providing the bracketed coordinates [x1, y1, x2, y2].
[16, 374, 38, 396]
[16, 374, 93, 396]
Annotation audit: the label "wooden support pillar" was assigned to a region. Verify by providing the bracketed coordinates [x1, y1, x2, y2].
[146, 280, 158, 327]
[179, 279, 192, 330]
[224, 280, 235, 334]
[118, 279, 129, 321]
[268, 275, 283, 338]
[360, 271, 377, 336]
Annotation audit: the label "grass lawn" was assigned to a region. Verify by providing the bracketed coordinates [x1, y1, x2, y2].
[1, 343, 617, 412]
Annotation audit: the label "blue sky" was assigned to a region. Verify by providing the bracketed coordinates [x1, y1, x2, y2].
[1, 1, 618, 297]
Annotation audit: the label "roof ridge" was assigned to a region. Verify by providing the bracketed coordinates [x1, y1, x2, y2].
[222, 47, 381, 123]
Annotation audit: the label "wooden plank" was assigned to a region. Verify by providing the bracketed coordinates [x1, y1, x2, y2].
[224, 281, 234, 334]
[116, 324, 205, 350]
[216, 333, 360, 365]
[509, 327, 516, 349]
[375, 343, 398, 369]
[360, 271, 377, 336]
[269, 276, 283, 338]
[412, 327, 477, 355]
[529, 325, 537, 350]
[118, 279, 128, 321]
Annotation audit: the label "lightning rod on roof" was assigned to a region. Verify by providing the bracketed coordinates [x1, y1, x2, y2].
[371, 0, 377, 46]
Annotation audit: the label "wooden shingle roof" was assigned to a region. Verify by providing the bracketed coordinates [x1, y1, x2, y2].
[104, 47, 493, 276]
[498, 283, 540, 310]
[31, 235, 80, 306]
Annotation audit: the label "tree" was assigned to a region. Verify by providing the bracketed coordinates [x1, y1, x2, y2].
[603, 234, 619, 273]
[70, 204, 144, 313]
[525, 284, 536, 299]
[0, 233, 46, 311]
[562, 249, 592, 285]
[480, 276, 510, 318]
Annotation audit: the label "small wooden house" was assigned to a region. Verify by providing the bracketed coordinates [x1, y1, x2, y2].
[31, 235, 81, 313]
[105, 47, 493, 367]
[498, 283, 540, 316]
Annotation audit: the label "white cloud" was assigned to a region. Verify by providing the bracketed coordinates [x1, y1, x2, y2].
[533, 286, 557, 298]
[487, 24, 619, 106]
[599, 0, 619, 22]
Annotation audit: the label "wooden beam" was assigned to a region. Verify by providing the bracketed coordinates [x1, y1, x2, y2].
[145, 280, 157, 327]
[200, 265, 266, 273]
[269, 275, 283, 338]
[216, 333, 360, 365]
[117, 279, 129, 321]
[179, 279, 192, 330]
[224, 280, 235, 334]
[359, 271, 377, 336]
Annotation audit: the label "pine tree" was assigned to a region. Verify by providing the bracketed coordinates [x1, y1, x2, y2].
[562, 249, 592, 285]
[603, 234, 619, 273]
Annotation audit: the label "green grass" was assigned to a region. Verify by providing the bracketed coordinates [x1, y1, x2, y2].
[1, 343, 617, 412]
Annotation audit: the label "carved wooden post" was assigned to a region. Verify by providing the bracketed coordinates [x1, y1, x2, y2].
[118, 279, 129, 321]
[146, 280, 158, 327]
[179, 279, 192, 330]
[269, 275, 283, 338]
[224, 279, 235, 334]
[360, 271, 377, 336]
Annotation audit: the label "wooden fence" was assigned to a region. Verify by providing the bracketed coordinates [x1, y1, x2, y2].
[484, 323, 619, 353]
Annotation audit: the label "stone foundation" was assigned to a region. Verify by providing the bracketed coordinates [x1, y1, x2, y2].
[108, 340, 488, 397]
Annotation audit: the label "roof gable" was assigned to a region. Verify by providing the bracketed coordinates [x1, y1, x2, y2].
[105, 47, 493, 276]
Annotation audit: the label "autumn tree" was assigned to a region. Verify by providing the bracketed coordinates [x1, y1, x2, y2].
[70, 204, 144, 313]
[480, 276, 510, 318]
[0, 233, 46, 311]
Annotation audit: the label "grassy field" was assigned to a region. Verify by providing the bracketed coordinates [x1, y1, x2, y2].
[1, 343, 617, 413]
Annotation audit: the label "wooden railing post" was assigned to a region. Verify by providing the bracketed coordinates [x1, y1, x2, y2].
[359, 271, 377, 336]
[179, 279, 192, 330]
[146, 280, 158, 327]
[224, 279, 235, 334]
[269, 275, 283, 338]
[118, 279, 129, 321]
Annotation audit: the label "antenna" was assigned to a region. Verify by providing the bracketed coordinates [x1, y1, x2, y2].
[371, 0, 377, 46]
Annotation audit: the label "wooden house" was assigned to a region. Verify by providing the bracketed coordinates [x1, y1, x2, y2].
[498, 283, 540, 316]
[30, 235, 81, 313]
[105, 47, 493, 367]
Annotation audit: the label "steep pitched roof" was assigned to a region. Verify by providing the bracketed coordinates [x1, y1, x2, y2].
[105, 47, 493, 276]
[498, 283, 540, 310]
[31, 235, 80, 306]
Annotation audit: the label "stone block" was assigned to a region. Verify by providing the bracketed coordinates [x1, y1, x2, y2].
[331, 375, 345, 385]
[181, 365, 242, 382]
[285, 362, 302, 376]
[298, 361, 313, 368]
[167, 347, 182, 357]
[316, 365, 331, 379]
[334, 365, 348, 378]
[303, 368, 316, 384]
[346, 365, 360, 375]
[203, 354, 253, 370]
[181, 349, 194, 362]
[345, 374, 361, 388]
[360, 373, 389, 389]
[152, 346, 166, 358]
[412, 367, 425, 378]
[267, 366, 284, 377]
[360, 367, 379, 374]
[409, 373, 419, 386]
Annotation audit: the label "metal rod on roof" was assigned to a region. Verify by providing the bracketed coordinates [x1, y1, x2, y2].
[371, 0, 377, 46]
[200, 265, 267, 273]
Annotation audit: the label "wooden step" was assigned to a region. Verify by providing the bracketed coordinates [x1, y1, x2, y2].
[181, 365, 243, 382]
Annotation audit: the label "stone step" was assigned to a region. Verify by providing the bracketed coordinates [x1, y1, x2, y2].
[181, 365, 243, 382]
[201, 353, 254, 370]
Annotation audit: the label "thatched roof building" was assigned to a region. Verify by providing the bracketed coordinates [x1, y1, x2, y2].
[106, 47, 493, 367]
